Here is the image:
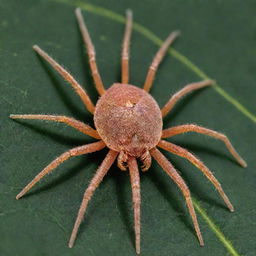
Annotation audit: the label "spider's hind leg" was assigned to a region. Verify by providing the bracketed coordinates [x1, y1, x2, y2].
[150, 147, 204, 246]
[128, 157, 141, 254]
[68, 150, 118, 248]
[16, 141, 106, 200]
[158, 140, 234, 212]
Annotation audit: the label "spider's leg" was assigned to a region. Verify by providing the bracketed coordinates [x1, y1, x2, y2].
[150, 147, 204, 246]
[158, 140, 234, 211]
[33, 45, 95, 114]
[162, 124, 247, 167]
[10, 114, 100, 139]
[75, 8, 105, 96]
[128, 157, 141, 254]
[16, 141, 106, 200]
[68, 150, 118, 248]
[121, 9, 133, 84]
[161, 80, 214, 117]
[143, 31, 180, 92]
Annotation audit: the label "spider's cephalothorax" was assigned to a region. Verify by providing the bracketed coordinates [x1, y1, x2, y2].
[94, 83, 162, 170]
[10, 8, 247, 254]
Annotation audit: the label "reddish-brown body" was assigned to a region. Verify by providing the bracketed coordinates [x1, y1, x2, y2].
[94, 83, 162, 157]
[10, 8, 246, 255]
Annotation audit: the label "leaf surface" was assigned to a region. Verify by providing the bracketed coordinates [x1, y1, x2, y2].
[1, 0, 255, 255]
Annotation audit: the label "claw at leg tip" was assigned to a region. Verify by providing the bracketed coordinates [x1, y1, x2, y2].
[209, 79, 216, 85]
[75, 7, 81, 15]
[126, 9, 133, 16]
[68, 238, 74, 248]
[32, 44, 39, 50]
[198, 236, 204, 247]
[241, 160, 247, 168]
[173, 30, 181, 36]
[16, 190, 24, 200]
[10, 114, 22, 119]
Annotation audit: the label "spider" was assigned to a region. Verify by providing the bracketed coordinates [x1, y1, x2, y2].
[10, 8, 247, 254]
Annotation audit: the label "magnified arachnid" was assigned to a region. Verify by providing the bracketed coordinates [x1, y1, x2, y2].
[10, 8, 247, 254]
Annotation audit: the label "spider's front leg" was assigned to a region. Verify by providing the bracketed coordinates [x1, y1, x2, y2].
[75, 8, 105, 95]
[121, 9, 133, 84]
[143, 31, 180, 92]
[33, 45, 95, 114]
[10, 114, 100, 139]
[161, 80, 214, 117]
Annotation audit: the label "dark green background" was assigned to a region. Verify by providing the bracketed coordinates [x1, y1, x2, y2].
[1, 0, 255, 255]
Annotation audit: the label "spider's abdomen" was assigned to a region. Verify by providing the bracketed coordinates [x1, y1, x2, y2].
[94, 83, 163, 157]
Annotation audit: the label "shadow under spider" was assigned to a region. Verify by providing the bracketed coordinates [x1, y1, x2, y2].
[159, 152, 228, 211]
[100, 145, 231, 246]
[180, 168, 227, 211]
[163, 87, 209, 124]
[22, 157, 89, 198]
[113, 165, 136, 247]
[146, 151, 231, 240]
[147, 165, 195, 235]
[11, 120, 90, 147]
[20, 148, 107, 199]
[172, 141, 240, 167]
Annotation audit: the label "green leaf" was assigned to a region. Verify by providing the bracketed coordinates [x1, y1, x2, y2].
[1, 0, 255, 255]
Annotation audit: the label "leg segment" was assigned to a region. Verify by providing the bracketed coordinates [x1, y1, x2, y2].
[161, 80, 214, 117]
[16, 141, 106, 199]
[10, 114, 100, 139]
[33, 45, 95, 114]
[128, 157, 141, 254]
[75, 8, 105, 96]
[68, 149, 118, 248]
[158, 140, 234, 211]
[150, 147, 204, 246]
[143, 31, 180, 92]
[161, 124, 247, 167]
[121, 9, 133, 84]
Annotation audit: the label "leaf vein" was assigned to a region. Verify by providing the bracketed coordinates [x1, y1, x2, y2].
[193, 198, 241, 256]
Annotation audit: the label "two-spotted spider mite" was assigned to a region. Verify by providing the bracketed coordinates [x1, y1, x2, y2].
[10, 8, 246, 254]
